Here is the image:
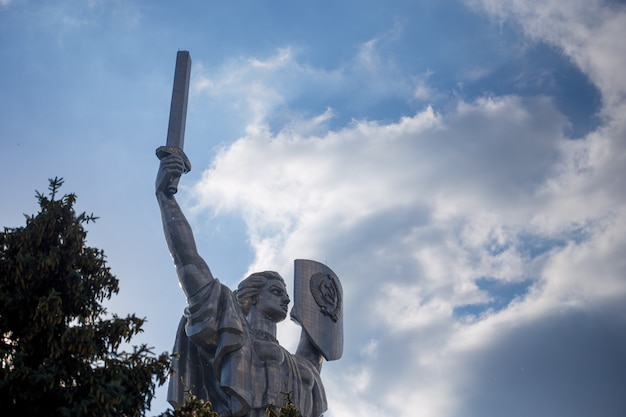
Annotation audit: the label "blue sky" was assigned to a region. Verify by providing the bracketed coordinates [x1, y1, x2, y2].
[2, 1, 626, 416]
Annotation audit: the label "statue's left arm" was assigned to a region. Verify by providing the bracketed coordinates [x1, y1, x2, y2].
[296, 332, 324, 372]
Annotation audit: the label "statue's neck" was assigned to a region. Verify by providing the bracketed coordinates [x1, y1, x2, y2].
[247, 307, 277, 339]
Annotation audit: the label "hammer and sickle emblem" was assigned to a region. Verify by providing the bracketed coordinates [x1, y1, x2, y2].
[310, 273, 342, 322]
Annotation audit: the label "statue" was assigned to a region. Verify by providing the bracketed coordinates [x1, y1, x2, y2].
[156, 52, 342, 417]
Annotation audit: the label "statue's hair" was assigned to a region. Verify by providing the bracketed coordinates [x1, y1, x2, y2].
[235, 271, 285, 315]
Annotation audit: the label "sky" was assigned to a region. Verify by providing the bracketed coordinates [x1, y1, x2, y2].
[1, 0, 626, 416]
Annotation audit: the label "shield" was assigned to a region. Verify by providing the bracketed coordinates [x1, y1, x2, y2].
[290, 259, 343, 361]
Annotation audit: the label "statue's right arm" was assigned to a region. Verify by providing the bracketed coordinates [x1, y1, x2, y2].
[156, 154, 214, 298]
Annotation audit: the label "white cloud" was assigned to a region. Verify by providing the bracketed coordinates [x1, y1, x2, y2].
[356, 20, 404, 74]
[412, 70, 440, 102]
[185, 3, 626, 415]
[190, 90, 625, 415]
[193, 48, 344, 129]
[466, 0, 626, 116]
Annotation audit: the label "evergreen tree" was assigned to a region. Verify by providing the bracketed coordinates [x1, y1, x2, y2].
[265, 392, 301, 417]
[0, 178, 170, 417]
[158, 387, 218, 417]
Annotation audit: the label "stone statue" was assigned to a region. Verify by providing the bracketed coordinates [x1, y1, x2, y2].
[156, 52, 342, 417]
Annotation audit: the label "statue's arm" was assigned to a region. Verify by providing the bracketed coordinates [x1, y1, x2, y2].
[156, 154, 214, 298]
[296, 331, 324, 372]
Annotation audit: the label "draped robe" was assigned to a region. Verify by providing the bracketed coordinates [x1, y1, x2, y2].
[167, 279, 327, 417]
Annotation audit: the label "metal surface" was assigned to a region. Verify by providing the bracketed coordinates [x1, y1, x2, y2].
[291, 259, 343, 361]
[166, 51, 191, 148]
[156, 51, 192, 195]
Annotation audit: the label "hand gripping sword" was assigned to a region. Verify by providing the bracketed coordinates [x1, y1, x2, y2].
[156, 50, 192, 195]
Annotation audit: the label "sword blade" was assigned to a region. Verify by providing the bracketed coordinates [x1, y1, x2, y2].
[157, 51, 192, 195]
[166, 50, 192, 149]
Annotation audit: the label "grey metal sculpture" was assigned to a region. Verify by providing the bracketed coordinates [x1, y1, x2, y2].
[155, 51, 343, 417]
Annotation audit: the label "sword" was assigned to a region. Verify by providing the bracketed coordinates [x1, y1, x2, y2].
[156, 50, 192, 195]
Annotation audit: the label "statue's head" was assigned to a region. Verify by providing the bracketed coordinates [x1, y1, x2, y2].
[236, 271, 290, 322]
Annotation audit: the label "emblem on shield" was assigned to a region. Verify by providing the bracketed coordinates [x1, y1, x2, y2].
[310, 273, 341, 322]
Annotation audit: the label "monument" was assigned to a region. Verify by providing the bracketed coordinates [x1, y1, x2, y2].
[156, 51, 343, 417]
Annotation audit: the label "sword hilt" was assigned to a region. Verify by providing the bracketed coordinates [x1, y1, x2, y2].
[156, 145, 191, 195]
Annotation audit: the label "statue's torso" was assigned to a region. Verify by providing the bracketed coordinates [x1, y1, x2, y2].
[169, 280, 326, 417]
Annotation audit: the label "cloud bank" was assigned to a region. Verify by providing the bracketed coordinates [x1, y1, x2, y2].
[185, 2, 626, 416]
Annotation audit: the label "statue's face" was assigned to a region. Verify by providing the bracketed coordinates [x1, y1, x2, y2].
[255, 280, 290, 322]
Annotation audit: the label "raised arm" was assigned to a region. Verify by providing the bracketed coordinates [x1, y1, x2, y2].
[156, 153, 214, 298]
